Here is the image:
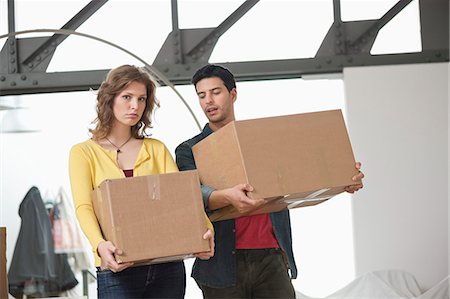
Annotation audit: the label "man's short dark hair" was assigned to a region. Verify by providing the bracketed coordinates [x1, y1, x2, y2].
[191, 64, 236, 92]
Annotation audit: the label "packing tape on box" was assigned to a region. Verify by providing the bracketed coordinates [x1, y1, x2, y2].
[282, 188, 330, 203]
[146, 176, 161, 201]
[282, 188, 332, 209]
[286, 196, 333, 209]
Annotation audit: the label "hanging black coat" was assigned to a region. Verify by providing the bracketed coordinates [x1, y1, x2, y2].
[8, 186, 78, 298]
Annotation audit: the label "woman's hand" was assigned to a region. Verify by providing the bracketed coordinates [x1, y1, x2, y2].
[194, 229, 215, 260]
[97, 240, 134, 272]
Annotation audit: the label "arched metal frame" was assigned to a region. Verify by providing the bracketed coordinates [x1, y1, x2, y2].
[0, 0, 448, 96]
[0, 28, 202, 130]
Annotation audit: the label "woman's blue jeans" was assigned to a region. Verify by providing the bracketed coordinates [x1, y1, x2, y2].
[97, 261, 186, 298]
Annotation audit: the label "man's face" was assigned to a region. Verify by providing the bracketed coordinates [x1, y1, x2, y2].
[196, 77, 236, 128]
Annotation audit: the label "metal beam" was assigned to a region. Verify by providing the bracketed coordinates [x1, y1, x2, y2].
[21, 0, 109, 71]
[6, 0, 18, 74]
[333, 0, 341, 22]
[1, 49, 447, 96]
[317, 0, 414, 57]
[0, 70, 109, 96]
[419, 0, 449, 51]
[7, 0, 16, 32]
[171, 0, 179, 31]
[348, 0, 413, 50]
[154, 49, 449, 84]
[154, 0, 259, 66]
[186, 0, 259, 58]
[377, 0, 413, 30]
[170, 0, 184, 65]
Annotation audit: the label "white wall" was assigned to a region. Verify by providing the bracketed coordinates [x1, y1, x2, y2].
[344, 62, 449, 291]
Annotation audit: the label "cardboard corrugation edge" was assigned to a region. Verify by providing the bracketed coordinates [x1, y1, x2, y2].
[0, 227, 8, 299]
[233, 122, 251, 192]
[209, 127, 230, 188]
[189, 171, 210, 253]
[92, 181, 118, 254]
[170, 170, 210, 254]
[209, 205, 238, 222]
[338, 111, 361, 185]
[104, 180, 124, 263]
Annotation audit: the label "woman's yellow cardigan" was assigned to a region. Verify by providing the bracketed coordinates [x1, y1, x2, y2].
[69, 138, 213, 266]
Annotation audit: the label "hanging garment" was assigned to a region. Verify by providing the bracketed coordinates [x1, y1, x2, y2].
[8, 186, 78, 298]
[53, 187, 92, 272]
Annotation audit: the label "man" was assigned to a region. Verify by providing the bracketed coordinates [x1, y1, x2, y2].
[175, 64, 364, 298]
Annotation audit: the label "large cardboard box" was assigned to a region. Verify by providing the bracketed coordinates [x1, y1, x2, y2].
[92, 170, 210, 264]
[0, 227, 8, 299]
[192, 109, 360, 221]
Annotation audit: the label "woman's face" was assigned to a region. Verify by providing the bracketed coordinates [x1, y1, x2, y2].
[112, 81, 147, 128]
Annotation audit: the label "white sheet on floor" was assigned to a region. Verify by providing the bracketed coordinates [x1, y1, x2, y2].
[296, 270, 449, 299]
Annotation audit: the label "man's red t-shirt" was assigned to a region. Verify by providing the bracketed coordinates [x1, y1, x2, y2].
[235, 214, 279, 249]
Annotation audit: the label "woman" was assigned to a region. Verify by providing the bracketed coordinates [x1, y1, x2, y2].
[69, 65, 214, 298]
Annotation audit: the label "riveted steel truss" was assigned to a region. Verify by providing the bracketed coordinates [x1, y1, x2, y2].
[0, 0, 448, 96]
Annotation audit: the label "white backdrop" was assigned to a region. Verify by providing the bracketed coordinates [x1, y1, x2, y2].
[344, 62, 449, 291]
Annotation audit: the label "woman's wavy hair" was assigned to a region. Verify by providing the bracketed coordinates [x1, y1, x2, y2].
[89, 65, 159, 140]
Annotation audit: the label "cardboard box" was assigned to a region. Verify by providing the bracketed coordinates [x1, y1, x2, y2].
[0, 227, 8, 299]
[192, 109, 360, 221]
[92, 170, 210, 264]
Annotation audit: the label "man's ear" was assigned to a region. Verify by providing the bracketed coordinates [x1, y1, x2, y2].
[230, 88, 237, 103]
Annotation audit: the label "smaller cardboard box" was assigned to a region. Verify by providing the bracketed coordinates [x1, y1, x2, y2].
[92, 170, 210, 264]
[0, 227, 8, 299]
[192, 109, 360, 221]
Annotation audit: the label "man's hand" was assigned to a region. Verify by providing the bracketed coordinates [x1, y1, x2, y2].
[344, 162, 365, 194]
[194, 229, 215, 260]
[223, 183, 266, 213]
[97, 240, 134, 272]
[208, 183, 266, 213]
